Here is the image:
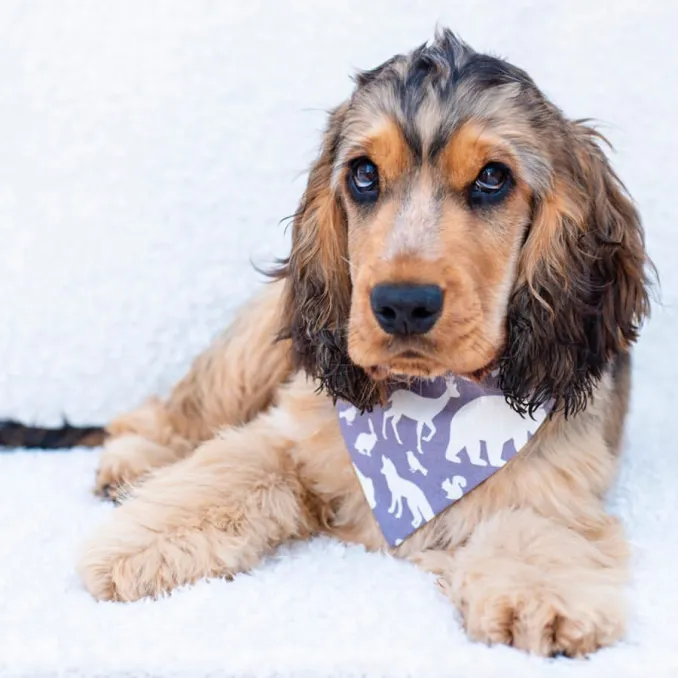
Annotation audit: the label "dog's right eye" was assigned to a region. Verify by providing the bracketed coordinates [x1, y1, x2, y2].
[347, 157, 380, 204]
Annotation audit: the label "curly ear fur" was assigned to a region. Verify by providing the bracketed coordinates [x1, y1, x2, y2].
[500, 121, 653, 417]
[271, 105, 382, 410]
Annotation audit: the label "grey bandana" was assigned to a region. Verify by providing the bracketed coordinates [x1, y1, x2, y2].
[337, 373, 551, 546]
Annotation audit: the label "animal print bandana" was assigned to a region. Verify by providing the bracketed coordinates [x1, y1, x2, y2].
[337, 373, 551, 547]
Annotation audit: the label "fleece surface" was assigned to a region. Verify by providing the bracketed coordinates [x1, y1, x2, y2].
[0, 430, 677, 678]
[1, 2, 677, 677]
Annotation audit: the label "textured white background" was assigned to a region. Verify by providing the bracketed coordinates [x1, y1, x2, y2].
[0, 3, 677, 676]
[0, 0, 675, 425]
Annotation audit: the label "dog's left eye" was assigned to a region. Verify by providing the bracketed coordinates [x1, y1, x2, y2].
[469, 162, 512, 207]
[347, 157, 380, 203]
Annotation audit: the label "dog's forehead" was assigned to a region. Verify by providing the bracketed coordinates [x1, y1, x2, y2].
[335, 33, 553, 193]
[362, 37, 530, 127]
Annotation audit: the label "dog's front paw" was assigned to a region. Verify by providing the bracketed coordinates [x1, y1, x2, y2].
[437, 511, 627, 657]
[78, 505, 220, 601]
[78, 523, 172, 601]
[94, 435, 175, 501]
[445, 574, 625, 657]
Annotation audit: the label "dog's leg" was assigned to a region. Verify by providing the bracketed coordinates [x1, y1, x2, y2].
[411, 507, 628, 657]
[93, 401, 195, 502]
[95, 281, 293, 499]
[79, 412, 315, 602]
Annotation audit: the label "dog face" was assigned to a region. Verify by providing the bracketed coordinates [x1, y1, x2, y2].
[337, 76, 536, 383]
[276, 30, 651, 415]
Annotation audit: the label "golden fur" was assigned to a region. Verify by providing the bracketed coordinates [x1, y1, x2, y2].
[78, 30, 652, 657]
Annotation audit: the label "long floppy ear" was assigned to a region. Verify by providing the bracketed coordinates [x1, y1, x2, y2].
[272, 104, 380, 410]
[500, 121, 653, 417]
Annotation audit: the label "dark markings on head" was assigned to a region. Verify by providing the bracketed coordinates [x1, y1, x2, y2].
[354, 29, 540, 166]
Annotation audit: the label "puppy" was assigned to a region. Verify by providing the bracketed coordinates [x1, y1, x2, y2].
[79, 30, 652, 657]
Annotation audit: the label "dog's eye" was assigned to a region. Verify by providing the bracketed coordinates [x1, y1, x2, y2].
[347, 157, 379, 203]
[469, 162, 512, 207]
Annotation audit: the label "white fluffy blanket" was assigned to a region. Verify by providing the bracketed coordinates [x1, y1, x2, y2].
[1, 1, 677, 676]
[0, 430, 676, 677]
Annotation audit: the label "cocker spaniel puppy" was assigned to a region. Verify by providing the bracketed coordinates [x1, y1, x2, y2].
[79, 30, 652, 657]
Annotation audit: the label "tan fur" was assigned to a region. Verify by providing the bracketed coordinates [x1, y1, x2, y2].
[442, 121, 516, 191]
[345, 120, 533, 380]
[80, 365, 628, 658]
[79, 31, 651, 659]
[364, 118, 411, 184]
[95, 280, 292, 497]
[413, 508, 627, 656]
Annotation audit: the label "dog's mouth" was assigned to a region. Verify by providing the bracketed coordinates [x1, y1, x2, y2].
[363, 348, 500, 384]
[348, 313, 504, 385]
[364, 347, 450, 381]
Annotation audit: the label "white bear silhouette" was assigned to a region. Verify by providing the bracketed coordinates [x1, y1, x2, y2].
[406, 450, 428, 476]
[352, 464, 376, 509]
[339, 405, 358, 426]
[442, 475, 467, 500]
[382, 378, 460, 453]
[354, 417, 378, 457]
[446, 395, 547, 468]
[380, 456, 435, 528]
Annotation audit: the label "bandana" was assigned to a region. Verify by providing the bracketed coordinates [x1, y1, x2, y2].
[337, 373, 551, 546]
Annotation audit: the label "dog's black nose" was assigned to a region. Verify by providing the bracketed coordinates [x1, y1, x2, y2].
[370, 284, 444, 335]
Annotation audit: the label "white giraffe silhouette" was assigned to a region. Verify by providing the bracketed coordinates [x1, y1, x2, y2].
[339, 405, 358, 426]
[406, 450, 428, 476]
[442, 475, 467, 500]
[446, 395, 548, 468]
[382, 378, 460, 453]
[380, 456, 435, 528]
[354, 417, 378, 457]
[352, 464, 376, 509]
